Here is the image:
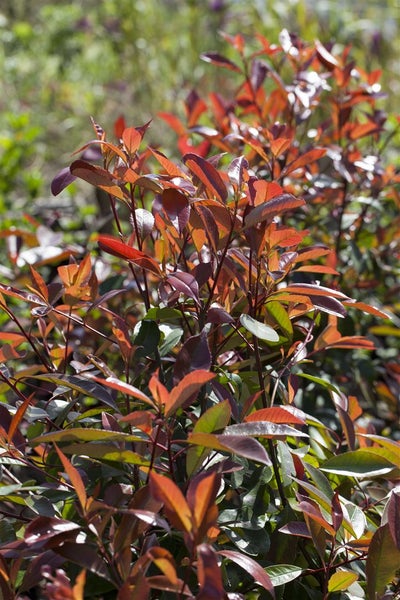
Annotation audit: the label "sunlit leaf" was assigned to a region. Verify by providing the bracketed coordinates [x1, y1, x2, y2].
[149, 472, 192, 534]
[240, 314, 279, 342]
[322, 449, 397, 477]
[265, 564, 302, 587]
[98, 235, 161, 276]
[224, 422, 308, 438]
[327, 570, 359, 593]
[244, 194, 305, 229]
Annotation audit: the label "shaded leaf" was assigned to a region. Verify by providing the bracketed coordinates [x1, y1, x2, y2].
[366, 524, 400, 599]
[51, 167, 77, 196]
[29, 373, 118, 410]
[197, 544, 226, 600]
[55, 445, 87, 512]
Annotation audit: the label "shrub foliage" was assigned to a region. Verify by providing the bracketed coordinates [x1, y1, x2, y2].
[0, 32, 399, 599]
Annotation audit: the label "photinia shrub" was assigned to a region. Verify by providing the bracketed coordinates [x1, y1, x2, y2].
[0, 31, 399, 599]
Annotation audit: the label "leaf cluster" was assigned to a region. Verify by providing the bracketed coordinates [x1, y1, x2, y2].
[0, 31, 399, 599]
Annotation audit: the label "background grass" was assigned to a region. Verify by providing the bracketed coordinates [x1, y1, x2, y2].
[0, 0, 398, 216]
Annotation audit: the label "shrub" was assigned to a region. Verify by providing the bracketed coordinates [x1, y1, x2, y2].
[0, 32, 399, 599]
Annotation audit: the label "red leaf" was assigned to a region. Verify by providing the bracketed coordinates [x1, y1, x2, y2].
[149, 472, 192, 534]
[166, 370, 215, 417]
[245, 406, 306, 426]
[280, 283, 349, 299]
[244, 194, 305, 229]
[70, 160, 127, 201]
[55, 445, 87, 512]
[187, 471, 220, 532]
[197, 544, 225, 600]
[149, 147, 186, 177]
[184, 153, 227, 202]
[282, 148, 326, 176]
[386, 490, 400, 550]
[219, 550, 275, 597]
[98, 235, 161, 276]
[161, 188, 190, 233]
[122, 127, 142, 155]
[166, 272, 200, 305]
[200, 52, 242, 73]
[51, 167, 77, 196]
[114, 114, 126, 138]
[315, 39, 339, 70]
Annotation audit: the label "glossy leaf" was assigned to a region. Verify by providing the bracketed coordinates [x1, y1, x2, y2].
[183, 153, 227, 202]
[219, 550, 275, 597]
[244, 194, 305, 229]
[98, 235, 161, 276]
[328, 570, 358, 592]
[224, 422, 308, 438]
[265, 564, 302, 587]
[187, 432, 272, 466]
[322, 449, 397, 477]
[29, 373, 118, 410]
[200, 52, 242, 73]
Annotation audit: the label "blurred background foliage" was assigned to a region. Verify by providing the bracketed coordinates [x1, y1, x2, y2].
[0, 0, 398, 216]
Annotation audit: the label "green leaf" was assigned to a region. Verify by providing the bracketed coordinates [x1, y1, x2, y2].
[366, 523, 400, 599]
[297, 373, 342, 394]
[266, 301, 293, 338]
[328, 570, 358, 592]
[61, 444, 150, 465]
[30, 428, 143, 445]
[186, 400, 231, 476]
[240, 314, 279, 342]
[265, 564, 303, 586]
[321, 449, 397, 477]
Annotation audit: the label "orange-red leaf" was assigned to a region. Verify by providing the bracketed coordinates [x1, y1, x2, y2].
[165, 371, 215, 417]
[149, 472, 192, 534]
[55, 445, 87, 512]
[98, 235, 161, 276]
[245, 407, 306, 426]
